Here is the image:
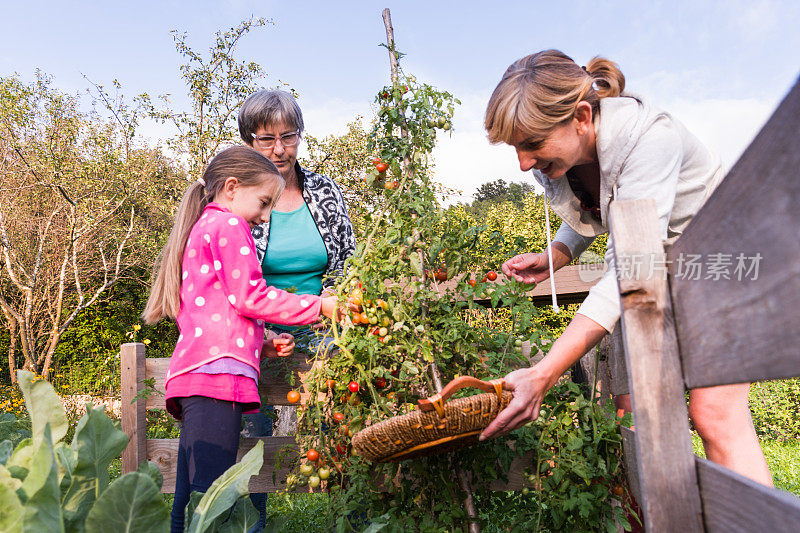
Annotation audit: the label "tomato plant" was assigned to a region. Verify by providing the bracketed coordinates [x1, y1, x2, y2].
[281, 19, 631, 532]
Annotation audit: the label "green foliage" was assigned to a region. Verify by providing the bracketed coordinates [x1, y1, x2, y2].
[186, 441, 264, 533]
[1, 371, 264, 532]
[749, 379, 800, 440]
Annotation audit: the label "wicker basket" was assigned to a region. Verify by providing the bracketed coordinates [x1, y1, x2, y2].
[352, 376, 510, 462]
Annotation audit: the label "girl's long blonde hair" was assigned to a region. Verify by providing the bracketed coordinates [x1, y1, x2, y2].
[142, 146, 284, 323]
[484, 49, 625, 145]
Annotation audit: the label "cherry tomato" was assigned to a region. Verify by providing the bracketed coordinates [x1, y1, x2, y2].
[375, 162, 388, 173]
[468, 279, 477, 287]
[374, 377, 387, 389]
[333, 412, 345, 422]
[434, 268, 448, 282]
[308, 475, 321, 488]
[286, 390, 300, 404]
[612, 484, 625, 496]
[299, 464, 314, 476]
[318, 467, 331, 480]
[326, 379, 336, 390]
[306, 449, 320, 462]
[348, 381, 360, 393]
[486, 270, 498, 281]
[336, 444, 347, 456]
[372, 157, 382, 166]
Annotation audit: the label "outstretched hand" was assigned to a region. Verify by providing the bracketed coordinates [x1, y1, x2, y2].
[501, 252, 551, 284]
[479, 366, 552, 441]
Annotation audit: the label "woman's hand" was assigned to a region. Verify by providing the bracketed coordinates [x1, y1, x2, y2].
[479, 365, 554, 440]
[502, 253, 552, 284]
[262, 333, 295, 359]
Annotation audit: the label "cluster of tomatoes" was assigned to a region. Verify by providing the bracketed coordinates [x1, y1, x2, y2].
[347, 284, 396, 344]
[370, 157, 399, 190]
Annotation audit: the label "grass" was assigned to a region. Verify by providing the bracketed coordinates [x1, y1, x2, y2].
[692, 434, 800, 496]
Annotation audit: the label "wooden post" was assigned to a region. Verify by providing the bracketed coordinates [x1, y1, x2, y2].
[609, 199, 703, 531]
[120, 342, 147, 474]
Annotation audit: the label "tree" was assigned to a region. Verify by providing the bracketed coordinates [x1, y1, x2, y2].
[0, 74, 182, 382]
[152, 16, 274, 177]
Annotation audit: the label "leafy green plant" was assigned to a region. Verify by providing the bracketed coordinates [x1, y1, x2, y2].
[0, 370, 265, 532]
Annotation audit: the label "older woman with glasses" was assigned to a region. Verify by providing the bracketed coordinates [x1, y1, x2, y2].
[237, 89, 356, 530]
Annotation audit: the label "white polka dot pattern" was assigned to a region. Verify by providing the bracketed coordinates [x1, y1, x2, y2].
[194, 327, 203, 337]
[200, 264, 209, 274]
[228, 295, 236, 305]
[219, 238, 227, 247]
[267, 291, 277, 300]
[214, 261, 222, 270]
[228, 218, 238, 226]
[239, 246, 250, 256]
[211, 314, 221, 322]
[236, 338, 245, 348]
[232, 269, 241, 279]
[195, 297, 205, 307]
[182, 271, 188, 280]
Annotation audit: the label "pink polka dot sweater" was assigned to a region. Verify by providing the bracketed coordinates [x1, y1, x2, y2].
[164, 203, 323, 416]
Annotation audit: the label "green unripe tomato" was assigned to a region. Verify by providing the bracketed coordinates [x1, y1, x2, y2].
[522, 487, 530, 495]
[369, 316, 378, 325]
[318, 467, 331, 480]
[514, 339, 522, 347]
[308, 475, 321, 488]
[299, 464, 314, 476]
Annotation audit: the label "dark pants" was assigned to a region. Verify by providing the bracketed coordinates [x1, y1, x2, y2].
[170, 396, 244, 533]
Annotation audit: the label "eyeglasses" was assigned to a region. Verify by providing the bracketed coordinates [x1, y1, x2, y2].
[251, 130, 301, 149]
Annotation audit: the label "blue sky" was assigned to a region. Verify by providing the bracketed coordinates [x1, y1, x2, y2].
[2, 0, 799, 202]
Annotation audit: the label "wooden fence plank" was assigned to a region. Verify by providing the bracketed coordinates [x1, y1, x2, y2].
[609, 199, 703, 532]
[620, 426, 642, 507]
[696, 457, 800, 532]
[149, 437, 307, 493]
[120, 343, 147, 474]
[668, 79, 800, 388]
[144, 351, 317, 410]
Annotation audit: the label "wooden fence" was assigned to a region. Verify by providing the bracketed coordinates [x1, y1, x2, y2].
[611, 77, 800, 531]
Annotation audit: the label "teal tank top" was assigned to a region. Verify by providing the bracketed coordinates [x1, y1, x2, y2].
[262, 203, 328, 331]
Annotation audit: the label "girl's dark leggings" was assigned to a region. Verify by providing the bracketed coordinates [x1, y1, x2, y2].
[170, 396, 243, 533]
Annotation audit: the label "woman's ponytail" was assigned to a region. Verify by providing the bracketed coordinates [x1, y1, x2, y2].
[584, 56, 625, 99]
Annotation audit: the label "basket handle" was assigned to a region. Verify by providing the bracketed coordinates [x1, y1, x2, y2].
[417, 376, 505, 418]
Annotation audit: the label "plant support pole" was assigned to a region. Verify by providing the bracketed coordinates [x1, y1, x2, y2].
[382, 8, 480, 532]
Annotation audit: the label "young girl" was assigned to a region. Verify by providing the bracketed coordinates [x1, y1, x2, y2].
[142, 146, 338, 532]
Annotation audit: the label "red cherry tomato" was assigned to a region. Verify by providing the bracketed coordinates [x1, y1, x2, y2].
[333, 412, 344, 422]
[325, 379, 336, 390]
[307, 449, 320, 462]
[468, 279, 477, 287]
[348, 381, 360, 393]
[486, 271, 498, 281]
[372, 157, 382, 166]
[376, 162, 388, 173]
[374, 377, 387, 389]
[336, 444, 347, 456]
